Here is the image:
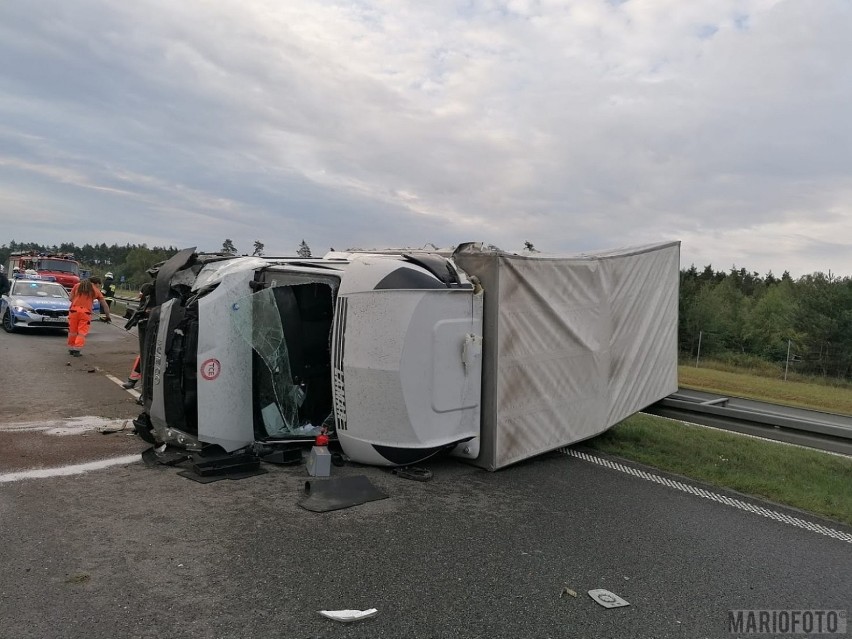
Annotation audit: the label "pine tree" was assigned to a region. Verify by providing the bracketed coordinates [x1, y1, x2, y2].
[221, 239, 236, 255]
[252, 240, 265, 256]
[297, 240, 312, 258]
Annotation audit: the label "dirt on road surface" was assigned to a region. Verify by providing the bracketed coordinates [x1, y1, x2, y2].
[0, 320, 149, 473]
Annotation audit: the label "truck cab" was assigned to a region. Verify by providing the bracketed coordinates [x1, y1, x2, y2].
[138, 250, 483, 466]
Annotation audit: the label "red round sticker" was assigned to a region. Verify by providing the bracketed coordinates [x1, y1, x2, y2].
[200, 358, 221, 380]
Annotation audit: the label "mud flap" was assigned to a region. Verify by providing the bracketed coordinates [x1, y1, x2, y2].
[297, 475, 388, 512]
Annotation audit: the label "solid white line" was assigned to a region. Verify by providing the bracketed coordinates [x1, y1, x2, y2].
[0, 454, 142, 484]
[562, 449, 852, 544]
[106, 373, 141, 398]
[104, 373, 125, 386]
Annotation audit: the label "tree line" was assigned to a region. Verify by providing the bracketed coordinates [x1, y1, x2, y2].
[680, 265, 852, 379]
[0, 239, 316, 290]
[1, 241, 179, 290]
[6, 239, 850, 379]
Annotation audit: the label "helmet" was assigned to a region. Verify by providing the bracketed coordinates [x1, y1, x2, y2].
[0, 265, 5, 274]
[105, 272, 114, 279]
[12, 266, 20, 273]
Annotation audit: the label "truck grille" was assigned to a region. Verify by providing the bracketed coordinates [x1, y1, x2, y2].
[331, 297, 347, 431]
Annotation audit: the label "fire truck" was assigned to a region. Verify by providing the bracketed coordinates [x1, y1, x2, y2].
[7, 252, 81, 290]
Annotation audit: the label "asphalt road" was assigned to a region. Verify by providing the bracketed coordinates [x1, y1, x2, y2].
[0, 325, 850, 639]
[0, 319, 146, 471]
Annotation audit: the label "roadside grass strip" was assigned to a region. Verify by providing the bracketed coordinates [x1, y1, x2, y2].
[586, 414, 852, 526]
[679, 365, 852, 415]
[564, 449, 852, 544]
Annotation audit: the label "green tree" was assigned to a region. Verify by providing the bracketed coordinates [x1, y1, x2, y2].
[297, 240, 312, 258]
[222, 239, 237, 255]
[252, 240, 265, 256]
[121, 246, 172, 289]
[743, 280, 797, 360]
[793, 273, 852, 377]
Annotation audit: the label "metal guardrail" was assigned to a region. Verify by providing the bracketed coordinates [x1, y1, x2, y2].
[114, 294, 138, 303]
[644, 388, 852, 456]
[107, 294, 143, 325]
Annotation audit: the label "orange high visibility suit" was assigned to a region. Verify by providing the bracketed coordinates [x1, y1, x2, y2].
[67, 283, 108, 352]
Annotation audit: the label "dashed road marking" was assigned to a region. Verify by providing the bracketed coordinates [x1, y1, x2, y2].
[562, 449, 852, 544]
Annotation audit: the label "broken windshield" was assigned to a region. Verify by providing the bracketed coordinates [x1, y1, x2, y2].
[229, 278, 337, 438]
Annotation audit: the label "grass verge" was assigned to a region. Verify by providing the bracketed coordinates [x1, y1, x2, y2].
[586, 413, 852, 526]
[678, 365, 852, 415]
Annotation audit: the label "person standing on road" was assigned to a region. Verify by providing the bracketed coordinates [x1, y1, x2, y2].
[67, 276, 111, 357]
[120, 282, 154, 393]
[102, 272, 116, 309]
[0, 266, 9, 297]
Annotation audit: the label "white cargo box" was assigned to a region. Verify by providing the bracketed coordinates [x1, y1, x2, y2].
[453, 241, 680, 470]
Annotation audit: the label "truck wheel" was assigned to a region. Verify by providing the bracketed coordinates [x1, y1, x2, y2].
[2, 310, 15, 333]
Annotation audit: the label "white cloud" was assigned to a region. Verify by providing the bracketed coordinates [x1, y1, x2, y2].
[0, 0, 850, 274]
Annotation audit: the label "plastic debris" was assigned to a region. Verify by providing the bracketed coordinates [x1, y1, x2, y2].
[99, 421, 129, 435]
[588, 589, 630, 609]
[391, 466, 432, 481]
[318, 609, 378, 623]
[298, 475, 388, 512]
[560, 587, 577, 598]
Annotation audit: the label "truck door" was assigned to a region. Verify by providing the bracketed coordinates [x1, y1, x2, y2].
[332, 256, 484, 466]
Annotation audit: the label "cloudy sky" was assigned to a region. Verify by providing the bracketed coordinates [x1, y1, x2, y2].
[1, 0, 849, 277]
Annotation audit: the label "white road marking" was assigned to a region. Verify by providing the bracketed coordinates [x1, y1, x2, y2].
[563, 449, 852, 544]
[105, 373, 141, 398]
[0, 454, 141, 483]
[0, 416, 129, 436]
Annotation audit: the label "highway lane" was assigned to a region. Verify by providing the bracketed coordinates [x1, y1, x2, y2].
[0, 326, 849, 638]
[0, 320, 147, 471]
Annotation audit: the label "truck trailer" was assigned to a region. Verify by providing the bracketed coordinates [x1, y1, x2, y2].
[133, 241, 679, 470]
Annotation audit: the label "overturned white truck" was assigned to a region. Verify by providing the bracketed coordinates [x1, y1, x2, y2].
[134, 241, 679, 470]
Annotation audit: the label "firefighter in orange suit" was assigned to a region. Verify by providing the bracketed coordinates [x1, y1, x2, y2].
[67, 276, 111, 356]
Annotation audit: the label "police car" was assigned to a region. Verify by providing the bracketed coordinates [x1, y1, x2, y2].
[1, 275, 72, 332]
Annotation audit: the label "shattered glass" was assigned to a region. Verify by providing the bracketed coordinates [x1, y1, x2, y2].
[229, 276, 338, 438]
[229, 287, 303, 436]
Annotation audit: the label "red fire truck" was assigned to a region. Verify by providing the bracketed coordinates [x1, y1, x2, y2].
[7, 252, 81, 290]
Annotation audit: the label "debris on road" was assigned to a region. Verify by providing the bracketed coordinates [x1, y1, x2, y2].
[298, 475, 388, 512]
[560, 586, 577, 598]
[391, 466, 432, 481]
[99, 420, 130, 435]
[588, 589, 630, 608]
[318, 608, 378, 623]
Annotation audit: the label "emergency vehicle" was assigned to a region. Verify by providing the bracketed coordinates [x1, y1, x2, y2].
[1, 274, 71, 332]
[7, 252, 81, 291]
